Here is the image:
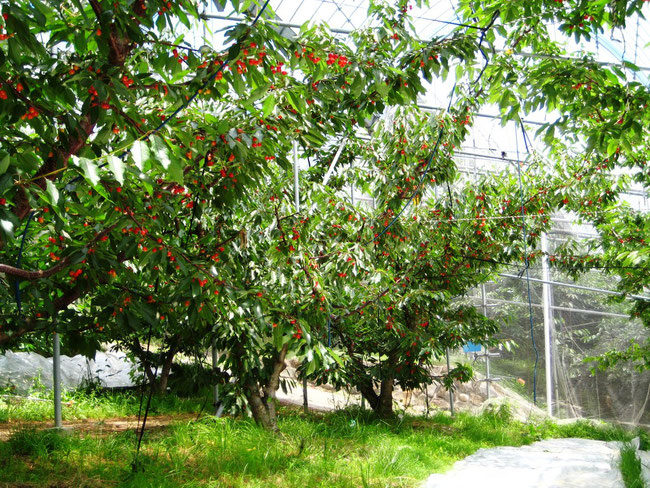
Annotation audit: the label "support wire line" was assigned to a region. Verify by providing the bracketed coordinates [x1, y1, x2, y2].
[515, 121, 539, 405]
[369, 83, 457, 244]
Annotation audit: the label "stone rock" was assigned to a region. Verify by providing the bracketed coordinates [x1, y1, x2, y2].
[457, 393, 469, 403]
[479, 396, 546, 423]
[469, 394, 484, 406]
[436, 388, 449, 400]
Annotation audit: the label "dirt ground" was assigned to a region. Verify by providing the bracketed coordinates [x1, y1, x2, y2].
[0, 413, 198, 441]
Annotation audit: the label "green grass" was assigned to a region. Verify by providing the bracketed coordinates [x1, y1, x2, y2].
[0, 402, 635, 488]
[0, 387, 206, 423]
[620, 443, 645, 488]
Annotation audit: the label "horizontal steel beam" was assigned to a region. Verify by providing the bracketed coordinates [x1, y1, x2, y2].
[200, 14, 650, 71]
[470, 295, 631, 319]
[499, 273, 650, 301]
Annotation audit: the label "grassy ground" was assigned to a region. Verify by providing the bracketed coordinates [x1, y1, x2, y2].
[0, 387, 205, 423]
[0, 401, 635, 488]
[620, 443, 646, 488]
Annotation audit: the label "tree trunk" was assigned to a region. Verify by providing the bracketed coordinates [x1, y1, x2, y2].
[632, 380, 650, 424]
[357, 375, 395, 418]
[376, 374, 395, 418]
[358, 381, 380, 411]
[247, 385, 275, 429]
[157, 349, 176, 394]
[245, 344, 288, 430]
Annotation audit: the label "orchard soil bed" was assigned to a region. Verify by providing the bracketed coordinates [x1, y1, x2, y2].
[0, 413, 196, 441]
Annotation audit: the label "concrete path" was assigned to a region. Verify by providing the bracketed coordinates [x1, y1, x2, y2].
[423, 438, 625, 488]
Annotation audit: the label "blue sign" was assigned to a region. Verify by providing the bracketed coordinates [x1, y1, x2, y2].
[463, 342, 482, 353]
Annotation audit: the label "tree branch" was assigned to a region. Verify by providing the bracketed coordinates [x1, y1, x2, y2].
[0, 222, 120, 280]
[88, 0, 102, 23]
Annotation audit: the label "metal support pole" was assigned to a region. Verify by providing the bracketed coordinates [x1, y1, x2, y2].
[302, 378, 308, 414]
[446, 348, 454, 416]
[480, 284, 490, 399]
[486, 354, 491, 400]
[211, 340, 223, 417]
[293, 141, 308, 415]
[293, 142, 299, 209]
[541, 233, 554, 417]
[322, 138, 347, 185]
[53, 326, 62, 429]
[350, 159, 355, 206]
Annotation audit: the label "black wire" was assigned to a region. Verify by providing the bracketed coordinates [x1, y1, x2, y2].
[132, 318, 156, 472]
[472, 11, 499, 87]
[371, 83, 457, 244]
[13, 211, 35, 314]
[132, 356, 160, 472]
[420, 15, 490, 31]
[515, 125, 538, 406]
[446, 181, 454, 212]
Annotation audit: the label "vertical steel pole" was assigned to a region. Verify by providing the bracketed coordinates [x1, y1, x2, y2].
[294, 141, 308, 415]
[350, 159, 355, 206]
[486, 354, 491, 400]
[446, 348, 454, 416]
[350, 156, 357, 410]
[322, 138, 347, 185]
[293, 141, 299, 210]
[481, 284, 490, 399]
[52, 321, 62, 428]
[541, 233, 554, 417]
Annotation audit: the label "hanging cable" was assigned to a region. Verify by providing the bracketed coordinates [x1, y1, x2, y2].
[13, 211, 35, 314]
[132, 313, 159, 472]
[515, 121, 538, 405]
[371, 10, 499, 243]
[370, 83, 457, 243]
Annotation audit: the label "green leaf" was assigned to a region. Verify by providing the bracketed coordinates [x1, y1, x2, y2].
[73, 156, 101, 186]
[131, 140, 149, 171]
[287, 91, 305, 114]
[108, 155, 125, 185]
[0, 154, 9, 175]
[0, 219, 15, 238]
[152, 136, 171, 170]
[328, 348, 344, 367]
[46, 179, 59, 205]
[167, 159, 184, 183]
[606, 139, 619, 156]
[262, 95, 276, 118]
[622, 61, 640, 72]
